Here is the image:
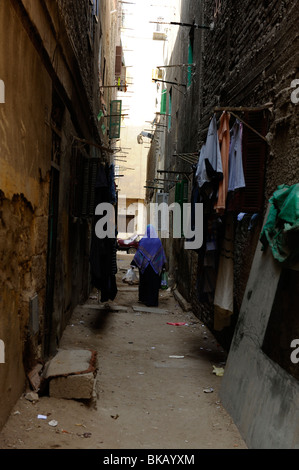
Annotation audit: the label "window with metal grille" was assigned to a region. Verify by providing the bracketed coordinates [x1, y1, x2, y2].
[187, 30, 194, 87]
[226, 110, 268, 213]
[70, 146, 100, 217]
[241, 110, 268, 212]
[109, 100, 122, 139]
[115, 46, 123, 77]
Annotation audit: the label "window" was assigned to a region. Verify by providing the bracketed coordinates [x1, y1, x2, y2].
[153, 16, 167, 41]
[187, 31, 194, 87]
[160, 88, 167, 115]
[175, 180, 188, 206]
[227, 110, 268, 213]
[168, 88, 172, 130]
[115, 46, 123, 77]
[109, 100, 122, 139]
[115, 46, 127, 90]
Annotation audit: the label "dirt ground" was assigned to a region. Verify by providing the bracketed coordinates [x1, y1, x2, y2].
[0, 254, 247, 451]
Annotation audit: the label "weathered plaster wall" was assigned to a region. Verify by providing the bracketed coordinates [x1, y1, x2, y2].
[0, 1, 52, 428]
[0, 0, 117, 429]
[220, 234, 299, 448]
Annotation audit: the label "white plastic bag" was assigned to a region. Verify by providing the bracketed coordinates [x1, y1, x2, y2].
[122, 267, 138, 285]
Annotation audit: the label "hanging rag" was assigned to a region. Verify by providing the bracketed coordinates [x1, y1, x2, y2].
[214, 214, 234, 331]
[228, 119, 246, 192]
[108, 163, 117, 205]
[260, 183, 299, 265]
[215, 111, 230, 213]
[197, 216, 223, 303]
[89, 164, 118, 302]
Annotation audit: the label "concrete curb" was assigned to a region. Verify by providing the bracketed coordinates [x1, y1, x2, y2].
[172, 288, 192, 312]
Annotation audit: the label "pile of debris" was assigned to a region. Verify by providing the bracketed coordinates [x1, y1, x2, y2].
[26, 349, 98, 401]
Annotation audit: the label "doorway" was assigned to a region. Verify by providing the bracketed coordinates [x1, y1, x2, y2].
[43, 163, 60, 357]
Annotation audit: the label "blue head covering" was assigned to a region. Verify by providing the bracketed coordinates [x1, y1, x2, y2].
[133, 224, 166, 274]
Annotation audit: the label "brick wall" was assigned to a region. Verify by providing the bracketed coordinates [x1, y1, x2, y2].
[161, 0, 299, 348]
[199, 0, 298, 342]
[201, 0, 299, 197]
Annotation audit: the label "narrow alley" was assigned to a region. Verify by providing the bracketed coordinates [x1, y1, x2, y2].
[0, 253, 246, 450]
[1, 0, 298, 455]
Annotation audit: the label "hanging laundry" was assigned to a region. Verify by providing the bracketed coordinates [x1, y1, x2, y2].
[228, 119, 245, 192]
[248, 213, 259, 231]
[108, 163, 117, 205]
[89, 164, 118, 303]
[214, 214, 234, 331]
[195, 114, 223, 188]
[215, 111, 230, 213]
[197, 216, 223, 303]
[237, 212, 247, 221]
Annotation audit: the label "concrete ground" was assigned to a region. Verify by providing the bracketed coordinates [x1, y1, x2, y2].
[0, 253, 247, 450]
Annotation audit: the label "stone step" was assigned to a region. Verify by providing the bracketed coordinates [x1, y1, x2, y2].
[43, 349, 97, 400]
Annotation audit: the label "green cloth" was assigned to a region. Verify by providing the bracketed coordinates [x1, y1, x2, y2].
[260, 184, 299, 265]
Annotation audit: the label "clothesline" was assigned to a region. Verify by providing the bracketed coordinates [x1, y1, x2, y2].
[214, 104, 272, 143]
[230, 111, 267, 142]
[214, 103, 273, 112]
[195, 114, 245, 206]
[71, 135, 114, 153]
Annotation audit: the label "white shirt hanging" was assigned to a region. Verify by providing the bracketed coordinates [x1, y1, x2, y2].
[228, 120, 246, 192]
[195, 115, 223, 188]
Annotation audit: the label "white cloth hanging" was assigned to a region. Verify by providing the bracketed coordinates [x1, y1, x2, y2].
[195, 115, 223, 188]
[228, 120, 245, 192]
[214, 214, 234, 331]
